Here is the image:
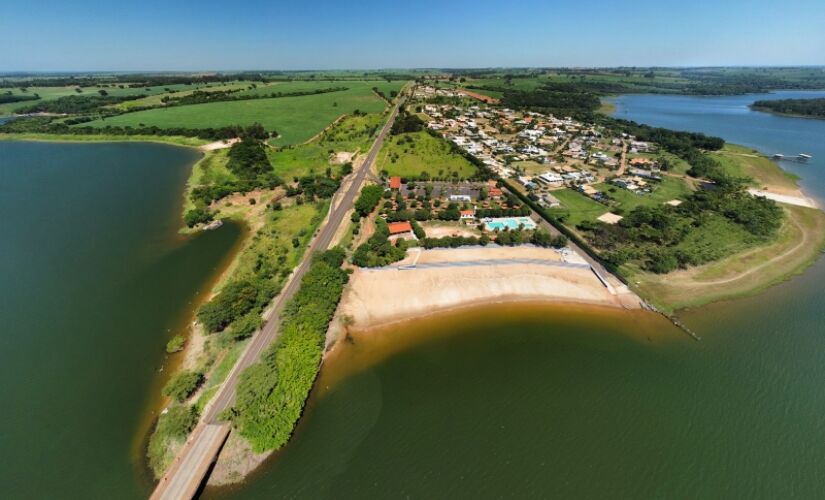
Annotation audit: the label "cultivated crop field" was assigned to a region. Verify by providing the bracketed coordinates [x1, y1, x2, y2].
[79, 82, 405, 145]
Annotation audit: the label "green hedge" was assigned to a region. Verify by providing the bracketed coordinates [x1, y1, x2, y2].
[229, 248, 349, 452]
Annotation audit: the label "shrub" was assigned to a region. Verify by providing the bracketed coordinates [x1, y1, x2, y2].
[165, 335, 185, 353]
[162, 370, 204, 403]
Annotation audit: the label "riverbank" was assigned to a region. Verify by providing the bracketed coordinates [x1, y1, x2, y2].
[0, 131, 207, 147]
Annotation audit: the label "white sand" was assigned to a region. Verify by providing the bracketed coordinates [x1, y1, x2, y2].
[339, 246, 640, 330]
[748, 189, 818, 208]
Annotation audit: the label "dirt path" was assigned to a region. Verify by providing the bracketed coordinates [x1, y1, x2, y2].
[616, 141, 628, 176]
[690, 215, 807, 286]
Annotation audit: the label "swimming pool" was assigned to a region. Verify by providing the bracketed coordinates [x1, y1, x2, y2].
[483, 216, 537, 231]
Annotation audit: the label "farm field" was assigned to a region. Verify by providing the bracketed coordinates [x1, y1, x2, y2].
[235, 79, 405, 99]
[376, 130, 477, 180]
[78, 83, 401, 145]
[0, 83, 219, 115]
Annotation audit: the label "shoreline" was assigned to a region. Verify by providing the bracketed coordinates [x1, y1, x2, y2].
[331, 246, 642, 341]
[749, 105, 825, 121]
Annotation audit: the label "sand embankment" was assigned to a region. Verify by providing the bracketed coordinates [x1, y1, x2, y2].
[337, 246, 641, 332]
[748, 188, 818, 208]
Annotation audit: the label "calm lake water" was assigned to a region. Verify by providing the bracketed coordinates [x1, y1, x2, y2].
[0, 141, 241, 498]
[208, 93, 825, 499]
[611, 90, 825, 202]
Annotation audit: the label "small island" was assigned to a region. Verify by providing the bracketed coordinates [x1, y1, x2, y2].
[751, 97, 825, 119]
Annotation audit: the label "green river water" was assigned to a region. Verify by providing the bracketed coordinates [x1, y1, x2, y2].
[2, 91, 825, 499]
[0, 141, 242, 498]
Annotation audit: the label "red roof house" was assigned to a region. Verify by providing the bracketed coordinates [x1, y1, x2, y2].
[389, 176, 402, 189]
[387, 221, 413, 235]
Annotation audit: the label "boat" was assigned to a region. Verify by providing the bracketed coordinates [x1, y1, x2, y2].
[772, 153, 785, 159]
[798, 153, 812, 160]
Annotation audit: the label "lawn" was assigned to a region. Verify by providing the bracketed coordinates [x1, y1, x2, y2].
[376, 130, 477, 180]
[79, 84, 397, 145]
[547, 188, 609, 226]
[595, 175, 692, 212]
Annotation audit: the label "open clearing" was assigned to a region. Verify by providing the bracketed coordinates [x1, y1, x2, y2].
[376, 130, 477, 179]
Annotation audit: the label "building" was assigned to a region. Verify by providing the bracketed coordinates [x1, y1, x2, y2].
[387, 221, 413, 236]
[541, 193, 561, 208]
[460, 209, 476, 220]
[389, 176, 401, 190]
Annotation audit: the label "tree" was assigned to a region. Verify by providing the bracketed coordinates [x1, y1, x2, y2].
[162, 370, 204, 403]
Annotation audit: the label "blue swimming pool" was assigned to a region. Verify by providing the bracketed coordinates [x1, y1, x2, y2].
[483, 216, 537, 231]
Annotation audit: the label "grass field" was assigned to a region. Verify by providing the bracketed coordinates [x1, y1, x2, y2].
[596, 175, 692, 211]
[79, 82, 400, 145]
[711, 144, 800, 192]
[376, 130, 477, 180]
[235, 79, 405, 99]
[629, 205, 825, 312]
[270, 113, 384, 180]
[548, 188, 609, 225]
[111, 82, 253, 110]
[0, 83, 220, 115]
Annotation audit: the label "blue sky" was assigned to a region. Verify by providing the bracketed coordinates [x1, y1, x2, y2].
[2, 0, 824, 71]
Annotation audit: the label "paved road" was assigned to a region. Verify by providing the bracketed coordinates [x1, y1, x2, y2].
[150, 101, 402, 500]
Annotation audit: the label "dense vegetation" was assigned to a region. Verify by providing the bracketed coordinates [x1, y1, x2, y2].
[578, 179, 783, 274]
[390, 110, 424, 135]
[147, 404, 199, 475]
[353, 184, 384, 218]
[197, 278, 278, 333]
[229, 248, 349, 451]
[351, 218, 407, 267]
[0, 92, 39, 104]
[14, 94, 142, 114]
[752, 98, 825, 119]
[0, 114, 264, 141]
[162, 370, 204, 403]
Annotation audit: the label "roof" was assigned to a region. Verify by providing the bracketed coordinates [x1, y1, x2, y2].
[597, 212, 624, 225]
[387, 221, 413, 235]
[389, 176, 401, 189]
[488, 187, 503, 197]
[460, 209, 475, 216]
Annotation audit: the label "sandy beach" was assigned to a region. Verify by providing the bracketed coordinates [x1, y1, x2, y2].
[336, 246, 642, 332]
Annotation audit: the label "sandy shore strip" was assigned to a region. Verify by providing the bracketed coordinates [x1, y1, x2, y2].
[338, 246, 641, 332]
[198, 138, 240, 151]
[748, 188, 818, 208]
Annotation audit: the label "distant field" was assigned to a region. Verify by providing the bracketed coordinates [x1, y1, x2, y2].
[376, 130, 477, 180]
[235, 79, 405, 99]
[0, 83, 213, 115]
[79, 82, 404, 145]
